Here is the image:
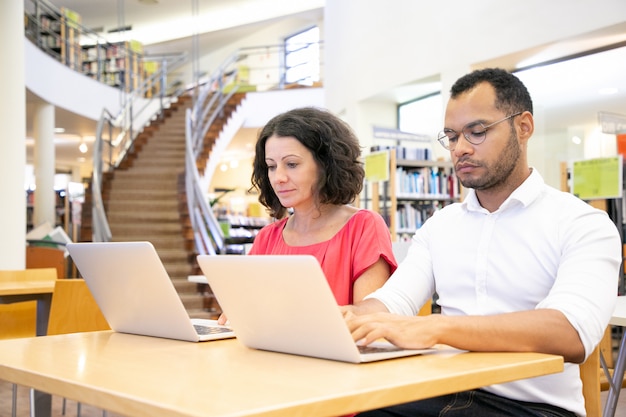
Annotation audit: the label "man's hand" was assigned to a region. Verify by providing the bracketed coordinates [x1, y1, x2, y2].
[344, 310, 438, 350]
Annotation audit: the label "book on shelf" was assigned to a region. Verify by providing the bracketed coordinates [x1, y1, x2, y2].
[395, 166, 459, 199]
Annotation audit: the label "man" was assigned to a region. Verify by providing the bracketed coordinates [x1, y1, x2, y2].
[345, 68, 622, 416]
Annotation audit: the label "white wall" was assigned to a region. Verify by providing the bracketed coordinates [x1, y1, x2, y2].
[323, 1, 626, 188]
[324, 0, 626, 113]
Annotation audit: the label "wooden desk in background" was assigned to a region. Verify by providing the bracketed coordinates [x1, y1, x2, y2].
[0, 331, 563, 417]
[0, 280, 55, 336]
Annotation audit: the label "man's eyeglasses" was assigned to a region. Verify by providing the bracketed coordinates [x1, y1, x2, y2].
[437, 112, 522, 150]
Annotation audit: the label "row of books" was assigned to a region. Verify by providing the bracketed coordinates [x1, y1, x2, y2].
[40, 15, 62, 33]
[369, 145, 433, 161]
[395, 146, 431, 161]
[395, 167, 460, 198]
[396, 202, 441, 232]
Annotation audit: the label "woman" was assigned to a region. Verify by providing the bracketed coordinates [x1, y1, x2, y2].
[243, 106, 396, 305]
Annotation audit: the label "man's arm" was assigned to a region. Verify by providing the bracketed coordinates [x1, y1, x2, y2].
[345, 307, 585, 363]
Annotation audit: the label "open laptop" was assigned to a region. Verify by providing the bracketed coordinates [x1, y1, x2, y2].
[196, 254, 433, 363]
[66, 241, 234, 342]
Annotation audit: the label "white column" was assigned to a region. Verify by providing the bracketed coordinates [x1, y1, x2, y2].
[0, 1, 25, 268]
[33, 102, 56, 228]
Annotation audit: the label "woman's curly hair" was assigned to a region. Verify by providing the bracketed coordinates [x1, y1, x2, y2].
[251, 107, 365, 219]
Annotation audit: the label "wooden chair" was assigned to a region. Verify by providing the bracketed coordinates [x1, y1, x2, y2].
[26, 245, 67, 279]
[47, 279, 110, 335]
[579, 326, 625, 417]
[580, 344, 602, 417]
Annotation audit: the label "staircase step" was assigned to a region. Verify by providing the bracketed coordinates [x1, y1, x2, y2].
[114, 167, 183, 176]
[130, 158, 185, 167]
[108, 211, 181, 222]
[108, 189, 178, 199]
[107, 201, 179, 212]
[172, 278, 197, 293]
[139, 144, 185, 153]
[156, 249, 189, 260]
[180, 293, 205, 311]
[113, 235, 186, 247]
[109, 223, 182, 234]
[109, 182, 179, 191]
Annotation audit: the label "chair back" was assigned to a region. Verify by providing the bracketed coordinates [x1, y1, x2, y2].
[26, 246, 67, 279]
[47, 279, 110, 335]
[580, 344, 602, 417]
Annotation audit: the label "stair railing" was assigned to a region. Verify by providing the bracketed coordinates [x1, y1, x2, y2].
[185, 107, 225, 255]
[185, 54, 243, 255]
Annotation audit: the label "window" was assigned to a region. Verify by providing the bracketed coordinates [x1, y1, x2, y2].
[285, 26, 320, 86]
[398, 92, 443, 138]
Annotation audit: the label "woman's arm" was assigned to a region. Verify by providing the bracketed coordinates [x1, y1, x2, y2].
[352, 257, 391, 303]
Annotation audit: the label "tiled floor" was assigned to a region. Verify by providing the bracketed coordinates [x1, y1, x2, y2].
[0, 378, 625, 417]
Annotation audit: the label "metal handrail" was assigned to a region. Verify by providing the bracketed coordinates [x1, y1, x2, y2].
[185, 107, 225, 255]
[91, 108, 115, 242]
[185, 57, 239, 255]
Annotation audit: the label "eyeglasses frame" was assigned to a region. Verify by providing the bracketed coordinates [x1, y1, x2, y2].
[437, 111, 523, 150]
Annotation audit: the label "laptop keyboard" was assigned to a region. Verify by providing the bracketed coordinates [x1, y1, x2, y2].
[358, 344, 403, 354]
[194, 324, 232, 335]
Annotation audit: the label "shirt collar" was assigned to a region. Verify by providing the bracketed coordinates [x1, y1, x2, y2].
[462, 167, 544, 213]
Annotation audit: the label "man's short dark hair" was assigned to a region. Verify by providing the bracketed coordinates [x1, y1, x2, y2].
[450, 68, 533, 115]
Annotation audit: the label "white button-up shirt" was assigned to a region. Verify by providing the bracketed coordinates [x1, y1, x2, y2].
[368, 168, 622, 416]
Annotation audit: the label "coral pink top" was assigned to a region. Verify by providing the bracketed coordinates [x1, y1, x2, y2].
[249, 209, 397, 305]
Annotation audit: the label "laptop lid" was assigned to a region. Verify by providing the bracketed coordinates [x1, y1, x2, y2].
[67, 241, 234, 342]
[197, 254, 432, 363]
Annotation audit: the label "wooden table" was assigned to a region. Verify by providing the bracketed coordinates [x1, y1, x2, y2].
[605, 296, 626, 417]
[0, 280, 55, 336]
[0, 331, 563, 417]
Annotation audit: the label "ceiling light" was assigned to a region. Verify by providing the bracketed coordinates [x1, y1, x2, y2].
[54, 127, 65, 133]
[571, 136, 582, 145]
[79, 141, 88, 153]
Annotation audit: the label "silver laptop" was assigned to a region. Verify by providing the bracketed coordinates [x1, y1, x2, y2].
[67, 241, 234, 342]
[196, 254, 433, 363]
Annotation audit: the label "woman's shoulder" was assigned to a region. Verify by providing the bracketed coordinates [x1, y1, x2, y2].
[342, 208, 388, 232]
[349, 208, 386, 223]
